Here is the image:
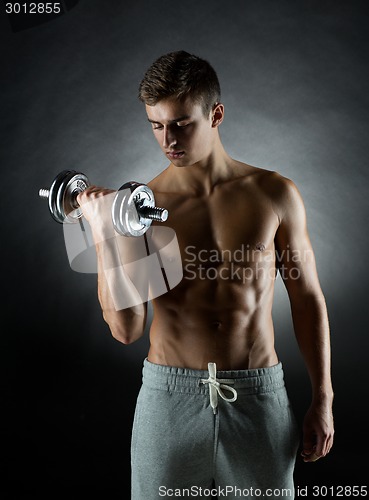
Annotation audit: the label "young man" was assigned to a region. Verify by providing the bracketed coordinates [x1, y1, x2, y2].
[78, 51, 334, 499]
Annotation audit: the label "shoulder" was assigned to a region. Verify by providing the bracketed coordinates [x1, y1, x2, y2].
[230, 160, 292, 189]
[258, 169, 300, 198]
[267, 172, 306, 227]
[146, 167, 171, 193]
[249, 167, 306, 223]
[235, 162, 301, 198]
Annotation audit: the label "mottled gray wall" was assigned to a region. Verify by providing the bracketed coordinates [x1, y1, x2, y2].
[1, 0, 368, 494]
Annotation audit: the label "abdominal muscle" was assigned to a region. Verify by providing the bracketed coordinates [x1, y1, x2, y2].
[147, 261, 279, 371]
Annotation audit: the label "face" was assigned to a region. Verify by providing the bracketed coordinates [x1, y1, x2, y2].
[145, 96, 222, 167]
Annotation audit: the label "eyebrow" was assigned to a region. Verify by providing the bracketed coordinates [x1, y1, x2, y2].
[147, 115, 191, 125]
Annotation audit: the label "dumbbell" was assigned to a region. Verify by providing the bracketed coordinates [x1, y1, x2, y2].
[39, 170, 168, 237]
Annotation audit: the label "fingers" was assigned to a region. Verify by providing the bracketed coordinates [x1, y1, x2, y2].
[301, 446, 320, 462]
[301, 403, 335, 464]
[301, 431, 334, 462]
[76, 186, 117, 240]
[76, 185, 115, 205]
[301, 431, 315, 460]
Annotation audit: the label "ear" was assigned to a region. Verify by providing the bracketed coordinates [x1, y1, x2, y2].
[211, 103, 224, 128]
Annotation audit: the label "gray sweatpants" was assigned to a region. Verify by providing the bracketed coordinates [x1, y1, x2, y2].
[131, 359, 300, 499]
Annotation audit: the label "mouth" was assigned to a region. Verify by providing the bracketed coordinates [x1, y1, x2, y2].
[166, 151, 185, 160]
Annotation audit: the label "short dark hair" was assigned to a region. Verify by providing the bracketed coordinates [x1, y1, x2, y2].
[138, 50, 221, 116]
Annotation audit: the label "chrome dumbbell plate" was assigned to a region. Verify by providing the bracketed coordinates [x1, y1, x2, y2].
[57, 170, 91, 223]
[112, 182, 156, 237]
[44, 170, 91, 224]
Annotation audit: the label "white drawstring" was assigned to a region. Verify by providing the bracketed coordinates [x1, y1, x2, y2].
[200, 362, 238, 414]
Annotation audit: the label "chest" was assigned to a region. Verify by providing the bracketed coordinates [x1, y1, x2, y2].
[154, 187, 279, 261]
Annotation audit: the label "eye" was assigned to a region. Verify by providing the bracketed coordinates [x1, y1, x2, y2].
[176, 122, 190, 128]
[152, 124, 163, 130]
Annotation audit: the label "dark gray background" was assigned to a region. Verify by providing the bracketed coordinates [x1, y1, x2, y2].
[1, 0, 368, 495]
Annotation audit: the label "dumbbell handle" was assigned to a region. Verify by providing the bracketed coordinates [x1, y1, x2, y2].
[39, 187, 168, 223]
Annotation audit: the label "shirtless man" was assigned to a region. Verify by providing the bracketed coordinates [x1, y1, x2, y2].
[77, 51, 334, 499]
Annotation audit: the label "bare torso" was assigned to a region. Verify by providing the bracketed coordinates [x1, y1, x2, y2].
[145, 160, 283, 370]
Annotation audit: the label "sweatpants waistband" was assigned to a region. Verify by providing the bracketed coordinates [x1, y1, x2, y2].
[142, 358, 285, 396]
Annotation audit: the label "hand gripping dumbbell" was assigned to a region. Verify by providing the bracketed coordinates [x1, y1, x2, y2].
[39, 170, 168, 237]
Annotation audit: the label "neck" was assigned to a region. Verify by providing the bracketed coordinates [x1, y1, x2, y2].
[168, 140, 233, 196]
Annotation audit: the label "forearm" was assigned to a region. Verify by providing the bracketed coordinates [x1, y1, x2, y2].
[290, 291, 334, 403]
[95, 237, 147, 344]
[76, 188, 148, 343]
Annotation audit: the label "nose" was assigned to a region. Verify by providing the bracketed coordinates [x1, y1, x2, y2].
[162, 126, 177, 149]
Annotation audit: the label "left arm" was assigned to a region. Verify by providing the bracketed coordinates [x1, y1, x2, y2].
[273, 175, 334, 462]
